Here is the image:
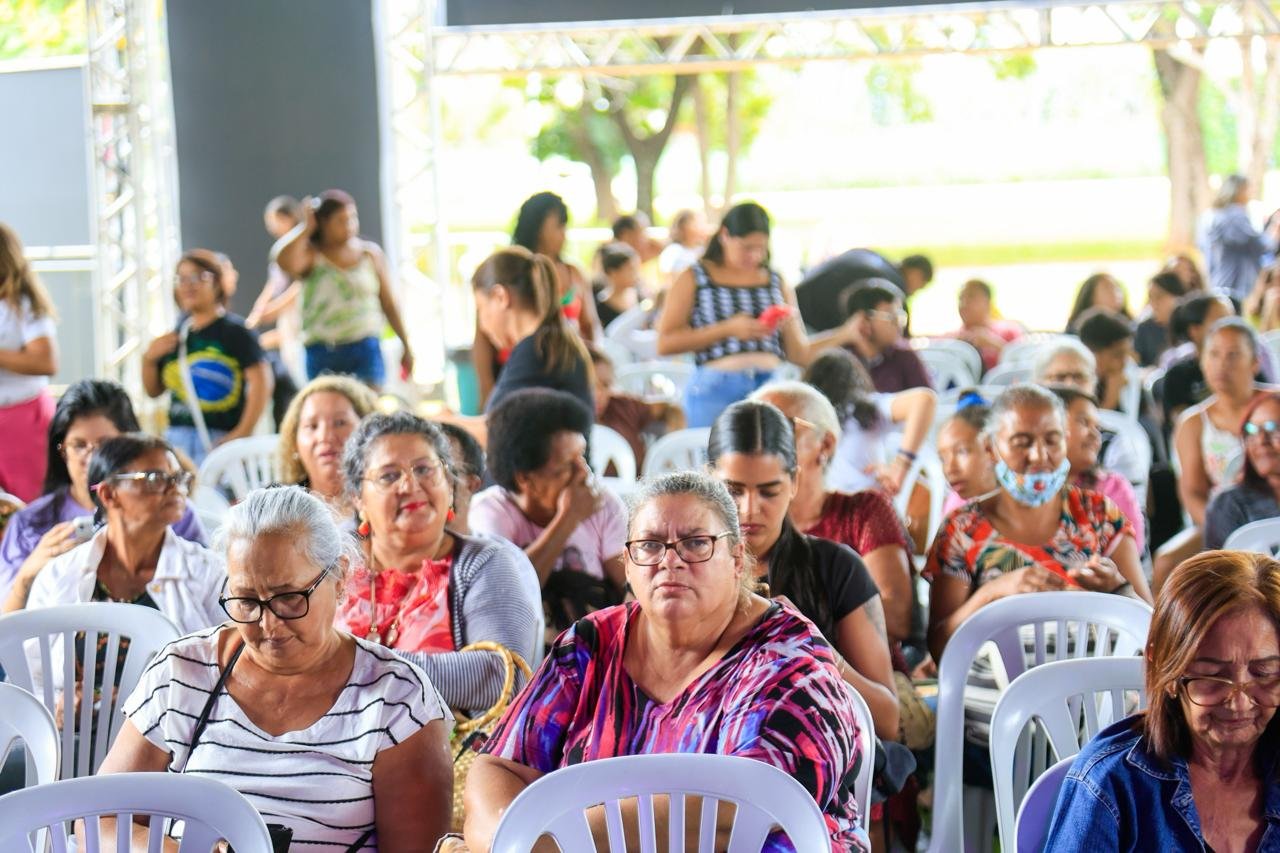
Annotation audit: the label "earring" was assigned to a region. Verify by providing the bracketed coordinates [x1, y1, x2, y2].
[446, 507, 456, 522]
[357, 516, 371, 537]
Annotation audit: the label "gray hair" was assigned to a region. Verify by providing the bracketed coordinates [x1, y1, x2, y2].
[213, 485, 358, 582]
[983, 383, 1067, 442]
[750, 380, 841, 446]
[342, 411, 454, 497]
[1207, 315, 1260, 358]
[1214, 174, 1249, 209]
[1033, 337, 1097, 382]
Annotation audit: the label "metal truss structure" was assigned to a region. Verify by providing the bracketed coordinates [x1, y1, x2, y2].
[85, 0, 180, 411]
[432, 0, 1280, 77]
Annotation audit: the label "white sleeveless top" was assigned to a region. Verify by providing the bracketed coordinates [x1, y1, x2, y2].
[123, 626, 452, 850]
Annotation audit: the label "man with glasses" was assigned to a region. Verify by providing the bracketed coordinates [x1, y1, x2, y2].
[841, 280, 933, 393]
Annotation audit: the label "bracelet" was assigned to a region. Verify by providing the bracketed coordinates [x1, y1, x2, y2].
[897, 448, 917, 462]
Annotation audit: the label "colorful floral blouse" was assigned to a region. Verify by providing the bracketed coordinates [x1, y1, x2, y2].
[481, 601, 868, 852]
[923, 486, 1135, 592]
[336, 557, 454, 653]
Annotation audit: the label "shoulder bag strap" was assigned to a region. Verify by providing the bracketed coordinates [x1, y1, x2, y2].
[176, 317, 214, 452]
[181, 640, 245, 771]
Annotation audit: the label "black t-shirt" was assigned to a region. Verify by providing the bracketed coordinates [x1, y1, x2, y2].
[1160, 355, 1205, 425]
[158, 314, 264, 432]
[1133, 318, 1169, 368]
[760, 534, 880, 632]
[594, 289, 623, 329]
[485, 332, 594, 416]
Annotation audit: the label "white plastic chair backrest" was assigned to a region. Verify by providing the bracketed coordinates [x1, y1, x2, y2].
[196, 434, 283, 501]
[917, 348, 975, 392]
[0, 603, 181, 778]
[1118, 362, 1143, 420]
[488, 753, 831, 853]
[991, 656, 1147, 851]
[1263, 330, 1280, 373]
[1096, 408, 1153, 501]
[1013, 755, 1073, 853]
[845, 684, 876, 830]
[616, 361, 695, 402]
[0, 772, 274, 853]
[191, 484, 232, 534]
[913, 337, 983, 381]
[0, 682, 59, 786]
[998, 334, 1071, 367]
[892, 450, 946, 555]
[591, 425, 638, 482]
[928, 592, 1151, 853]
[1224, 517, 1280, 555]
[641, 427, 712, 478]
[599, 337, 636, 367]
[982, 362, 1035, 387]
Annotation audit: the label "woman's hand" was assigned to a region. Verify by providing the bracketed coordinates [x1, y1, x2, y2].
[721, 313, 771, 341]
[1067, 555, 1125, 592]
[400, 345, 415, 380]
[555, 462, 604, 528]
[144, 332, 179, 363]
[19, 522, 78, 583]
[867, 456, 912, 496]
[985, 564, 1068, 600]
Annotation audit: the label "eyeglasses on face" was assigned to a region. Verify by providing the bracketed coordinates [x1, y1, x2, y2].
[59, 439, 103, 460]
[363, 460, 443, 492]
[100, 471, 193, 495]
[174, 271, 214, 287]
[1179, 674, 1280, 708]
[1243, 420, 1280, 446]
[219, 565, 333, 623]
[625, 532, 734, 566]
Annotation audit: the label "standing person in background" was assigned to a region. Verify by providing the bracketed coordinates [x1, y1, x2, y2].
[1134, 272, 1186, 368]
[247, 195, 305, 427]
[591, 241, 642, 328]
[1066, 273, 1131, 332]
[474, 192, 599, 408]
[0, 224, 58, 502]
[273, 189, 415, 389]
[657, 208, 708, 287]
[1205, 174, 1280, 301]
[841, 281, 933, 393]
[142, 250, 271, 466]
[950, 278, 1024, 372]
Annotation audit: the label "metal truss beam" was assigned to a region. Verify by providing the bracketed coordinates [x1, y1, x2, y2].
[432, 0, 1280, 76]
[86, 0, 180, 410]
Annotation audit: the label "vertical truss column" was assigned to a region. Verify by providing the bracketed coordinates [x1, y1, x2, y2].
[378, 0, 451, 390]
[85, 0, 180, 414]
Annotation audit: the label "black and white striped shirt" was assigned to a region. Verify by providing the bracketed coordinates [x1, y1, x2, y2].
[123, 626, 452, 850]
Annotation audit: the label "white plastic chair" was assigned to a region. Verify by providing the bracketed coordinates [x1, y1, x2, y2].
[0, 772, 274, 853]
[917, 347, 977, 392]
[0, 603, 180, 778]
[846, 684, 876, 831]
[1096, 408, 1153, 505]
[489, 753, 833, 853]
[998, 334, 1071, 367]
[991, 656, 1147, 851]
[1013, 755, 1072, 853]
[606, 303, 661, 361]
[1224, 517, 1280, 555]
[928, 592, 1152, 853]
[913, 337, 983, 382]
[641, 427, 712, 479]
[981, 362, 1035, 387]
[191, 484, 232, 534]
[0, 682, 59, 788]
[616, 361, 695, 403]
[893, 450, 947, 560]
[591, 424, 638, 482]
[599, 337, 636, 368]
[196, 434, 283, 502]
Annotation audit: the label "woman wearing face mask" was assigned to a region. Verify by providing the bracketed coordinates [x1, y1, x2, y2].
[1204, 393, 1280, 549]
[708, 400, 899, 739]
[277, 375, 376, 519]
[938, 392, 998, 515]
[926, 384, 1150, 661]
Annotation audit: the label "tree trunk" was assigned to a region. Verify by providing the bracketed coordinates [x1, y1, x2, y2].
[1154, 48, 1211, 252]
[722, 71, 741, 215]
[609, 75, 694, 221]
[568, 110, 619, 222]
[691, 75, 714, 217]
[1245, 38, 1280, 192]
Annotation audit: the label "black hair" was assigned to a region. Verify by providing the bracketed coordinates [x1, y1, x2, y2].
[1048, 385, 1099, 410]
[1076, 307, 1134, 353]
[435, 421, 484, 481]
[900, 254, 934, 284]
[597, 241, 638, 276]
[1149, 271, 1187, 300]
[309, 189, 356, 247]
[485, 389, 593, 492]
[1206, 316, 1260, 359]
[611, 215, 642, 239]
[948, 387, 991, 432]
[842, 279, 905, 318]
[1170, 292, 1229, 346]
[87, 433, 175, 524]
[42, 379, 141, 497]
[512, 191, 569, 254]
[1067, 273, 1131, 330]
[707, 400, 832, 637]
[802, 348, 881, 430]
[342, 411, 455, 496]
[702, 202, 770, 266]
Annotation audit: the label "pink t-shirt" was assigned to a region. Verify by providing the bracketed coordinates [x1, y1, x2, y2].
[469, 485, 627, 579]
[1073, 469, 1146, 554]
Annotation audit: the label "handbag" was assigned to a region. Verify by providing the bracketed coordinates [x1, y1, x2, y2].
[449, 640, 533, 832]
[894, 670, 936, 751]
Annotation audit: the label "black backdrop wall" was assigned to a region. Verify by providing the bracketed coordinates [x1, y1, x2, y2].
[166, 0, 383, 317]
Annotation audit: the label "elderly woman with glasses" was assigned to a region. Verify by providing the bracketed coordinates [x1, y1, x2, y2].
[99, 486, 454, 852]
[336, 412, 540, 713]
[463, 470, 868, 853]
[1046, 550, 1280, 849]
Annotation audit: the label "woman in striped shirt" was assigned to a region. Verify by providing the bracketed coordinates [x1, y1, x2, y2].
[100, 485, 453, 851]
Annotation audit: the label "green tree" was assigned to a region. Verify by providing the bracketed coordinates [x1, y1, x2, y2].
[688, 70, 774, 216]
[0, 0, 84, 60]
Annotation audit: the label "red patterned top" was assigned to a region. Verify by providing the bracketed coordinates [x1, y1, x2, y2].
[337, 557, 455, 653]
[804, 490, 913, 559]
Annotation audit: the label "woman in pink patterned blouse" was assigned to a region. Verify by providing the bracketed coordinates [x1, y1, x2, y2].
[464, 471, 868, 853]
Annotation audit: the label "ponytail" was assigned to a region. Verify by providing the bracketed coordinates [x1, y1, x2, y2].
[764, 518, 833, 637]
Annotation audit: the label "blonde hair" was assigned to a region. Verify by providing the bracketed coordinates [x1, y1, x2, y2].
[0, 223, 56, 319]
[278, 376, 378, 484]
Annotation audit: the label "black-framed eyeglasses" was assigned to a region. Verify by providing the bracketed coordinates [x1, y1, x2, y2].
[1179, 674, 1280, 708]
[219, 565, 333, 623]
[363, 461, 443, 492]
[102, 471, 193, 495]
[1243, 420, 1280, 447]
[625, 532, 734, 566]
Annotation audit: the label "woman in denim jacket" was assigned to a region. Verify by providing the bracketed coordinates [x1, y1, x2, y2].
[1046, 549, 1280, 851]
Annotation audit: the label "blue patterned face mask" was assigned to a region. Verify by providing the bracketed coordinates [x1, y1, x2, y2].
[994, 453, 1070, 508]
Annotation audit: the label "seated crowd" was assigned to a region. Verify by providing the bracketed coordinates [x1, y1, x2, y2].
[1, 185, 1279, 853]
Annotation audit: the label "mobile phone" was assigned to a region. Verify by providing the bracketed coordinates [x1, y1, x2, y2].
[71, 516, 95, 544]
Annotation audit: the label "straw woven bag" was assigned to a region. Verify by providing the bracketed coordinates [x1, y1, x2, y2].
[450, 641, 533, 831]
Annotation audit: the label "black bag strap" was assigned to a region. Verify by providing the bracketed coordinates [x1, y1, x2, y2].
[183, 640, 245, 770]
